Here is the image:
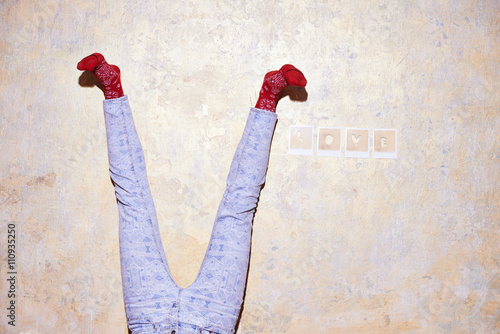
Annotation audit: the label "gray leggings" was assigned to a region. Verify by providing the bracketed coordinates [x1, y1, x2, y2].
[103, 96, 277, 334]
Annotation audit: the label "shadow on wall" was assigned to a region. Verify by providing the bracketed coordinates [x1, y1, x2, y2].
[78, 71, 104, 94]
[278, 85, 308, 105]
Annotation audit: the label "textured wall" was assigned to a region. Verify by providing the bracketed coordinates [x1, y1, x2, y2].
[1, 0, 499, 333]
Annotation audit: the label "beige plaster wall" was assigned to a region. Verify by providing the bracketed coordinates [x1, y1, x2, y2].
[1, 0, 499, 333]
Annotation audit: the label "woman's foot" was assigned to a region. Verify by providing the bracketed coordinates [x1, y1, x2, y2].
[255, 64, 307, 112]
[77, 53, 124, 99]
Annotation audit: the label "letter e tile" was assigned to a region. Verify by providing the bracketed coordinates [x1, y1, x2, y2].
[373, 129, 397, 159]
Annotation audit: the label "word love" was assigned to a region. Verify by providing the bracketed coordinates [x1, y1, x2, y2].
[289, 127, 397, 159]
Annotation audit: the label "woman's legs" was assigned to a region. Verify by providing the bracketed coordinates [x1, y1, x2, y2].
[79, 54, 307, 333]
[103, 96, 179, 333]
[102, 101, 279, 334]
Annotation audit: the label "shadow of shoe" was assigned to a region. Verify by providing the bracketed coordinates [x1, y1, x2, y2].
[277, 85, 308, 105]
[78, 71, 105, 94]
